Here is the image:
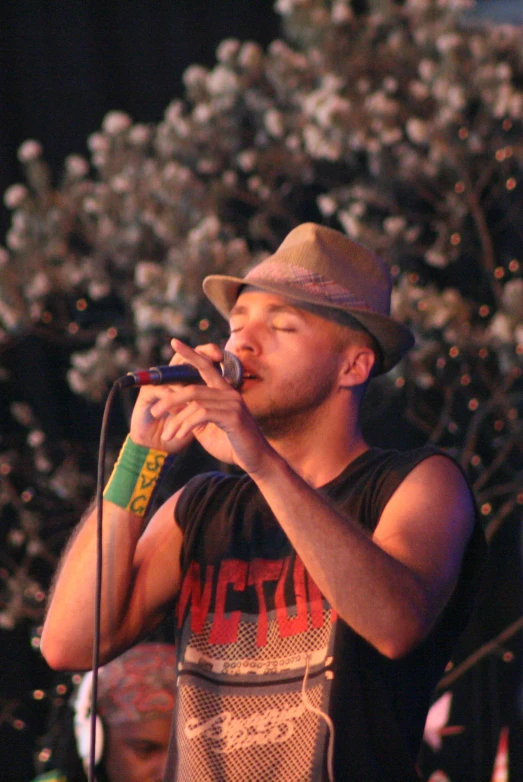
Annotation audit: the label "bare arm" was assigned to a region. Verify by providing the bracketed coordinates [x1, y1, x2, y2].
[250, 452, 475, 658]
[40, 362, 200, 671]
[40, 491, 184, 671]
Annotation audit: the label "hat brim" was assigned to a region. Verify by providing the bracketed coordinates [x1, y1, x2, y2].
[203, 274, 414, 374]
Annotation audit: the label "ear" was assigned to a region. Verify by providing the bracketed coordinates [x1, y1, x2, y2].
[338, 346, 376, 389]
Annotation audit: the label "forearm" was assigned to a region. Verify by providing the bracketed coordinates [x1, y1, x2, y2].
[40, 501, 150, 670]
[41, 435, 174, 670]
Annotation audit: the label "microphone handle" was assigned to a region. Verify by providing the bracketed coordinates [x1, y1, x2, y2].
[117, 351, 242, 389]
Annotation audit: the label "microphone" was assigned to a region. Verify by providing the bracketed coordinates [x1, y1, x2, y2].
[117, 350, 243, 390]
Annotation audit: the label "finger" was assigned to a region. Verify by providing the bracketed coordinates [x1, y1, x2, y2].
[148, 384, 201, 419]
[170, 339, 228, 388]
[150, 383, 238, 420]
[161, 397, 237, 442]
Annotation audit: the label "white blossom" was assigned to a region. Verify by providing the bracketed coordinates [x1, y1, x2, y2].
[193, 103, 214, 124]
[67, 368, 87, 394]
[436, 33, 461, 53]
[102, 110, 132, 135]
[0, 612, 15, 630]
[27, 430, 45, 448]
[190, 215, 221, 242]
[207, 65, 239, 96]
[135, 262, 164, 288]
[317, 194, 337, 217]
[425, 249, 448, 268]
[3, 184, 29, 209]
[216, 38, 241, 63]
[17, 139, 43, 163]
[418, 59, 437, 82]
[109, 174, 132, 194]
[487, 312, 513, 343]
[383, 216, 407, 237]
[64, 154, 89, 178]
[87, 132, 110, 153]
[338, 210, 362, 238]
[406, 118, 429, 144]
[237, 149, 257, 172]
[238, 42, 263, 70]
[88, 281, 111, 300]
[409, 80, 430, 100]
[365, 91, 399, 116]
[10, 402, 33, 425]
[128, 124, 152, 146]
[264, 109, 285, 138]
[502, 279, 523, 316]
[165, 272, 182, 302]
[25, 273, 51, 300]
[275, 0, 307, 16]
[6, 229, 26, 251]
[331, 0, 353, 24]
[182, 65, 209, 91]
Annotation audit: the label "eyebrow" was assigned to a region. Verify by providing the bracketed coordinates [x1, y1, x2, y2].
[229, 302, 305, 318]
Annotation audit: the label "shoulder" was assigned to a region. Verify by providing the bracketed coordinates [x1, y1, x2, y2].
[382, 448, 477, 523]
[391, 450, 475, 508]
[376, 450, 478, 566]
[371, 446, 475, 510]
[333, 446, 471, 530]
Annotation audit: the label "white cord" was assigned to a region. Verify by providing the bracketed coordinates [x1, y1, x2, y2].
[301, 653, 336, 782]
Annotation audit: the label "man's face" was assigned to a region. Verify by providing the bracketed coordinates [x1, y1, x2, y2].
[225, 289, 348, 438]
[103, 715, 171, 782]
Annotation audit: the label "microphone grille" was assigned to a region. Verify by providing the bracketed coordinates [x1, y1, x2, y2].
[222, 351, 243, 389]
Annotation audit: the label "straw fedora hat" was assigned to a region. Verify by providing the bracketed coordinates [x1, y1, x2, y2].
[203, 222, 414, 373]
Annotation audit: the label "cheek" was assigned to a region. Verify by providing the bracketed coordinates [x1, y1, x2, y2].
[105, 749, 162, 782]
[104, 746, 137, 782]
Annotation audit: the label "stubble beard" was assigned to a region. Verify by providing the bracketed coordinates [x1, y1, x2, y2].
[249, 371, 339, 442]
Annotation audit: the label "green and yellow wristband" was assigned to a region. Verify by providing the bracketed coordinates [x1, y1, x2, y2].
[103, 435, 168, 517]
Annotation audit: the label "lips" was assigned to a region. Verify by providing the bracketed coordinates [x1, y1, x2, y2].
[238, 363, 261, 384]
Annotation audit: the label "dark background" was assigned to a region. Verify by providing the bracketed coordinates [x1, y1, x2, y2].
[0, 2, 522, 780]
[0, 0, 282, 242]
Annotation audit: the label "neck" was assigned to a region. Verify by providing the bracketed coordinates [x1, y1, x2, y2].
[265, 402, 368, 488]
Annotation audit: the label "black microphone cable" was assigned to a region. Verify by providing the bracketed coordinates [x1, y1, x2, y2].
[88, 379, 120, 782]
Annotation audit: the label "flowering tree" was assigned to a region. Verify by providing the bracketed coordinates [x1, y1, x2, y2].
[1, 0, 522, 776]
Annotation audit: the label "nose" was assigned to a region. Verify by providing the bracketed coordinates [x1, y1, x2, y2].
[226, 319, 264, 355]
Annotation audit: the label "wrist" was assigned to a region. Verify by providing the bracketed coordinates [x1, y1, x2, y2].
[103, 435, 169, 517]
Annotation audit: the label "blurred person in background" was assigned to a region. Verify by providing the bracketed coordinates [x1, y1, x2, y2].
[32, 643, 175, 782]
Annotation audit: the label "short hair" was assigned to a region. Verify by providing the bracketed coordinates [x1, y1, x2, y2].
[297, 301, 384, 375]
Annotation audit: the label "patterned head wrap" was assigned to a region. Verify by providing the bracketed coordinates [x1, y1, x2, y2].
[96, 643, 176, 725]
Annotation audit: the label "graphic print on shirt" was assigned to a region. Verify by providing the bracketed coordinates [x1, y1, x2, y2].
[174, 554, 338, 782]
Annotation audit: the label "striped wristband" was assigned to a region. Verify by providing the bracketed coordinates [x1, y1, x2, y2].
[103, 435, 168, 517]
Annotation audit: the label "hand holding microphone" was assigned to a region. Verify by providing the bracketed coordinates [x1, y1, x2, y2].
[126, 342, 245, 463]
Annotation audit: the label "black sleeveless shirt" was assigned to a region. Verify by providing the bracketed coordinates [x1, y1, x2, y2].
[165, 447, 485, 782]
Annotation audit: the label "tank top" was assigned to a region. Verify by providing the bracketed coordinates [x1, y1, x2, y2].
[165, 446, 485, 782]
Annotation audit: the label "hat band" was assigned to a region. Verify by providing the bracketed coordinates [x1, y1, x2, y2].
[245, 261, 368, 309]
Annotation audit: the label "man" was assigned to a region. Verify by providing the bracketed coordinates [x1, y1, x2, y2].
[33, 643, 175, 782]
[41, 223, 485, 781]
